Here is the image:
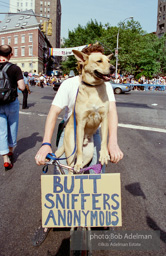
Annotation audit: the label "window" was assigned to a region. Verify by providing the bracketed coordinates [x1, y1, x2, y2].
[45, 1, 47, 6]
[40, 1, 43, 5]
[22, 22, 27, 26]
[47, 14, 50, 18]
[48, 8, 50, 12]
[40, 7, 43, 11]
[15, 23, 20, 27]
[48, 1, 50, 6]
[22, 63, 25, 68]
[1, 38, 5, 45]
[29, 46, 33, 56]
[14, 36, 18, 44]
[26, 2, 28, 6]
[14, 48, 18, 57]
[44, 8, 46, 12]
[159, 23, 165, 30]
[29, 34, 33, 42]
[21, 35, 25, 43]
[40, 19, 42, 23]
[21, 47, 25, 56]
[8, 37, 11, 45]
[25, 15, 31, 19]
[6, 19, 11, 23]
[2, 26, 7, 30]
[19, 16, 24, 20]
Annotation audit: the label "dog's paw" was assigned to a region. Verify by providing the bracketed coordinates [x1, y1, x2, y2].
[99, 150, 110, 165]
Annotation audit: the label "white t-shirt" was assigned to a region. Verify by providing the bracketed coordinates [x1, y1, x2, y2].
[52, 76, 115, 121]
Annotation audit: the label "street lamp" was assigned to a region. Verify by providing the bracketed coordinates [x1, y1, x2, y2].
[115, 16, 133, 81]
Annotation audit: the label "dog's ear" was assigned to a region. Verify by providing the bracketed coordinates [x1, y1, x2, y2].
[107, 53, 113, 60]
[72, 50, 88, 63]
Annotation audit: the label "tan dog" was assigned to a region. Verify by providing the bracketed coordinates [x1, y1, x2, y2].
[55, 50, 115, 172]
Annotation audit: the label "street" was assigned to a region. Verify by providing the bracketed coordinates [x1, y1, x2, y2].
[0, 86, 166, 256]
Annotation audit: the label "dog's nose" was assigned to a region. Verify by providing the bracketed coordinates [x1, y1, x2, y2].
[110, 65, 116, 74]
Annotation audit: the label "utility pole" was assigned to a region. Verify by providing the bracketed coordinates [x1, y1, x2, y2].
[115, 17, 133, 82]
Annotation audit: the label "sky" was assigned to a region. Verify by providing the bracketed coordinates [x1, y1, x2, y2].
[0, 0, 158, 39]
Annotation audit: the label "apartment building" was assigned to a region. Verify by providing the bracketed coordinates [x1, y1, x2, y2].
[9, 0, 61, 47]
[0, 10, 52, 73]
[157, 0, 166, 37]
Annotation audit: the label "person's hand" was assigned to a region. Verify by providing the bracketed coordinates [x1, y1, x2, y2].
[108, 142, 123, 164]
[35, 145, 52, 165]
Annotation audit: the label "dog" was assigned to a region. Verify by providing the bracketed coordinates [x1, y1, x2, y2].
[55, 50, 115, 172]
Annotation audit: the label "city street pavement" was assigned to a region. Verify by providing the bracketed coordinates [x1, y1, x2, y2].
[0, 86, 166, 256]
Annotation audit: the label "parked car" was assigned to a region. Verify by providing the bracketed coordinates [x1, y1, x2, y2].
[110, 81, 132, 94]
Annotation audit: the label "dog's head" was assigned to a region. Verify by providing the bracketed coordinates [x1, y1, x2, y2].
[73, 50, 115, 85]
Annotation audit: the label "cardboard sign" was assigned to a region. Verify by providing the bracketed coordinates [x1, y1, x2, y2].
[41, 174, 122, 228]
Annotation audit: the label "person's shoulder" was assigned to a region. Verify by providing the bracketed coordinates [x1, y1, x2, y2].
[62, 75, 79, 85]
[8, 62, 22, 72]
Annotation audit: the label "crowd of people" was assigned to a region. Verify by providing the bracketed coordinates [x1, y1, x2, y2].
[113, 75, 166, 86]
[24, 72, 65, 88]
[24, 72, 166, 89]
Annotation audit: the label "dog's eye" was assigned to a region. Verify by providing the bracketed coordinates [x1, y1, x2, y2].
[97, 60, 102, 63]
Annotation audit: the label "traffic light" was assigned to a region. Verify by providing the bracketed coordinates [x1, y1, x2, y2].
[41, 21, 47, 33]
[47, 19, 52, 36]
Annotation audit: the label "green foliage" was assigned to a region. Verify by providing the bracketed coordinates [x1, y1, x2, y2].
[61, 19, 166, 77]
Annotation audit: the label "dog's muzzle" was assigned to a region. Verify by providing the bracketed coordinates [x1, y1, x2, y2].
[94, 65, 116, 81]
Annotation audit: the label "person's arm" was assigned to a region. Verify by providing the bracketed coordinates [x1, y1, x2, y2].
[107, 101, 123, 163]
[17, 79, 25, 91]
[35, 105, 62, 165]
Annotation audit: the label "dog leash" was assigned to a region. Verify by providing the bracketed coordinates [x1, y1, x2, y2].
[43, 89, 79, 173]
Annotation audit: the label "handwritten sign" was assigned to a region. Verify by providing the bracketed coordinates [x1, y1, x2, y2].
[41, 174, 122, 228]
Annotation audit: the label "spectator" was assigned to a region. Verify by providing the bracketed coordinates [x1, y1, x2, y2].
[39, 74, 45, 88]
[22, 72, 31, 109]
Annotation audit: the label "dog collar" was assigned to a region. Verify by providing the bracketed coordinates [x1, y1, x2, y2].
[81, 80, 96, 87]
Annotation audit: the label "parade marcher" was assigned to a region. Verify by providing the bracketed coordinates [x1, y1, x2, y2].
[33, 44, 123, 246]
[0, 44, 25, 170]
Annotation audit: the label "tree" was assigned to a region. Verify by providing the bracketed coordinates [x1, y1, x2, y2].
[61, 20, 106, 74]
[61, 19, 165, 77]
[156, 33, 166, 75]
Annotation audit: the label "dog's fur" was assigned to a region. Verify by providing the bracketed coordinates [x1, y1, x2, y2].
[55, 50, 115, 171]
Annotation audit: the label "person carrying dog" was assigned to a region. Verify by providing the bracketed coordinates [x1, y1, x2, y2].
[33, 44, 123, 246]
[0, 44, 25, 170]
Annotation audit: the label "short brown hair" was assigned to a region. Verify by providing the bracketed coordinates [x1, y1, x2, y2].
[77, 44, 104, 74]
[0, 45, 12, 57]
[81, 44, 104, 55]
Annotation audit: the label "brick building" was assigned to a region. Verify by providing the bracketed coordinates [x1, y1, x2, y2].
[0, 10, 52, 74]
[9, 0, 61, 48]
[157, 0, 166, 37]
